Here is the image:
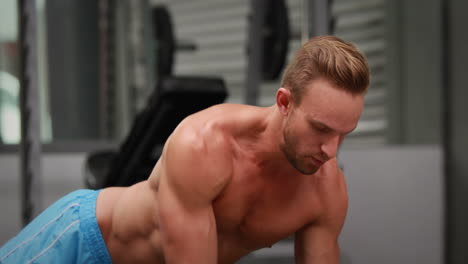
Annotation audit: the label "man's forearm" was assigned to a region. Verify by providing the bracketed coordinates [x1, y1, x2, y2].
[297, 254, 339, 264]
[296, 247, 340, 264]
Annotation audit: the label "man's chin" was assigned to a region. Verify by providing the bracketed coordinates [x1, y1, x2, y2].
[294, 163, 320, 175]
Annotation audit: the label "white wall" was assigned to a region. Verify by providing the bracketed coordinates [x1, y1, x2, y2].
[339, 146, 444, 264]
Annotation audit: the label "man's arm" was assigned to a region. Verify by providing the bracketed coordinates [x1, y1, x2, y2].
[156, 124, 232, 264]
[295, 159, 348, 264]
[294, 221, 341, 264]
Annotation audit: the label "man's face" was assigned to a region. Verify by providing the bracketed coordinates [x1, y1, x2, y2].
[280, 78, 364, 175]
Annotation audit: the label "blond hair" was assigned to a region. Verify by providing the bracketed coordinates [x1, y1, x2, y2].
[281, 35, 369, 104]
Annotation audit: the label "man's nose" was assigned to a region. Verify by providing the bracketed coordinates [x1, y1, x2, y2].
[320, 135, 340, 160]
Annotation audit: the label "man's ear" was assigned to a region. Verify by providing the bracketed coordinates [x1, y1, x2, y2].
[276, 88, 292, 115]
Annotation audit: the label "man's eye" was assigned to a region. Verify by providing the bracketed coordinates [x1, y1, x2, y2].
[316, 126, 330, 133]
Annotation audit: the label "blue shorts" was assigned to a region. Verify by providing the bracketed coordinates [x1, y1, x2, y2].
[0, 189, 112, 264]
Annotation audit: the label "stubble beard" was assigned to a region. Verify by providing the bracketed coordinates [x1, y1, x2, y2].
[280, 126, 320, 175]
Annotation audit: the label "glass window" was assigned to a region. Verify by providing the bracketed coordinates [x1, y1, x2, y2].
[0, 0, 114, 148]
[0, 0, 20, 144]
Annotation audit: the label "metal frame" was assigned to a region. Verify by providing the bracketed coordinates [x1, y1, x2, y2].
[304, 0, 332, 36]
[245, 0, 266, 105]
[385, 0, 403, 144]
[0, 141, 117, 153]
[18, 0, 42, 226]
[245, 0, 333, 105]
[445, 0, 468, 262]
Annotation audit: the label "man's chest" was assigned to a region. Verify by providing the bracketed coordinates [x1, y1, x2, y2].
[212, 171, 322, 250]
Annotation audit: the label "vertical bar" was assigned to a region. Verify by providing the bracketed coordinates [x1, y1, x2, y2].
[301, 0, 311, 43]
[18, 0, 42, 226]
[129, 0, 150, 112]
[0, 46, 4, 143]
[441, 1, 450, 263]
[245, 0, 266, 105]
[114, 0, 131, 140]
[98, 0, 110, 139]
[142, 0, 155, 105]
[446, 0, 468, 262]
[311, 0, 331, 37]
[385, 0, 403, 144]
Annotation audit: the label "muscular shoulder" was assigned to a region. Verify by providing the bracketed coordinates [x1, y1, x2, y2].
[162, 115, 234, 198]
[169, 113, 233, 162]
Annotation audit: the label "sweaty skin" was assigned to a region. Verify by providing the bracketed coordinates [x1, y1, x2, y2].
[96, 78, 364, 264]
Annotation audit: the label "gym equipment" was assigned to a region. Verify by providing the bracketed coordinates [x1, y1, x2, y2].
[153, 6, 174, 77]
[261, 0, 290, 81]
[85, 76, 228, 189]
[154, 1, 313, 82]
[152, 5, 197, 77]
[18, 0, 43, 226]
[245, 0, 335, 104]
[85, 4, 226, 188]
[245, 0, 291, 105]
[307, 0, 335, 37]
[260, 0, 335, 81]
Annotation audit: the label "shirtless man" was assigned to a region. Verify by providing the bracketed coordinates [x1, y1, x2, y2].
[0, 35, 369, 264]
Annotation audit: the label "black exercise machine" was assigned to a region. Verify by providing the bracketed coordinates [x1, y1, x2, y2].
[84, 76, 227, 189]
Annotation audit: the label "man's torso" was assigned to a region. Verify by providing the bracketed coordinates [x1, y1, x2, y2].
[97, 104, 343, 263]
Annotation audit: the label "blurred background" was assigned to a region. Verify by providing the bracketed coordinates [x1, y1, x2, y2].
[0, 0, 466, 263]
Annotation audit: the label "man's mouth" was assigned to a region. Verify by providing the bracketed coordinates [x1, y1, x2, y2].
[310, 156, 325, 166]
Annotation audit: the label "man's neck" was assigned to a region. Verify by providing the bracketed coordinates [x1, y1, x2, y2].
[244, 105, 298, 177]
